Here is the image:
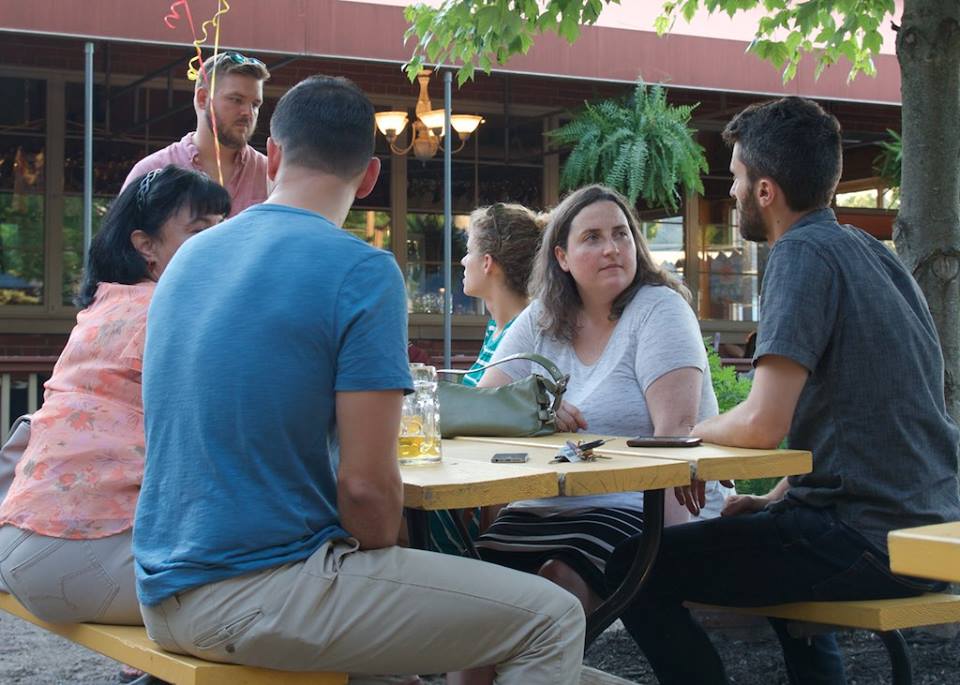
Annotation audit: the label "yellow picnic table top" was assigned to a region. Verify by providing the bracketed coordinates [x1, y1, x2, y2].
[457, 433, 813, 482]
[401, 443, 559, 510]
[401, 439, 693, 508]
[888, 521, 960, 583]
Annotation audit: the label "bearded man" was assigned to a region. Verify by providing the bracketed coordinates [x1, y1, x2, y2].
[123, 52, 270, 216]
[608, 96, 960, 685]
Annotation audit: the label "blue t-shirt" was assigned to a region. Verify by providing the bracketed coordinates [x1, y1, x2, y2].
[134, 204, 412, 606]
[758, 209, 960, 551]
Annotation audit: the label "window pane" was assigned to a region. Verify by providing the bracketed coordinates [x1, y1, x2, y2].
[699, 215, 767, 322]
[343, 209, 391, 250]
[62, 196, 111, 305]
[407, 161, 542, 213]
[641, 216, 685, 282]
[0, 193, 44, 305]
[0, 77, 46, 306]
[405, 213, 482, 315]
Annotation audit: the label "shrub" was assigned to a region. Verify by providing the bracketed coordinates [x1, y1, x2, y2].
[706, 342, 751, 413]
[705, 343, 779, 496]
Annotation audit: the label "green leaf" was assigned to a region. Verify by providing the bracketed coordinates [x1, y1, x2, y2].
[863, 29, 883, 54]
[548, 78, 707, 210]
[785, 29, 803, 53]
[457, 62, 476, 86]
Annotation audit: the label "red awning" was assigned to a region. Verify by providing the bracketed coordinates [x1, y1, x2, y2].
[0, 0, 901, 104]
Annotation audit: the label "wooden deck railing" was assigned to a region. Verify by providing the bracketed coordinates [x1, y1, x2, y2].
[0, 354, 754, 443]
[0, 356, 57, 443]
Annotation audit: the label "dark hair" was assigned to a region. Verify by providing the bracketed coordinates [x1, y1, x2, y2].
[76, 165, 230, 308]
[722, 96, 842, 212]
[269, 75, 375, 179]
[197, 51, 270, 90]
[533, 184, 689, 342]
[468, 203, 545, 298]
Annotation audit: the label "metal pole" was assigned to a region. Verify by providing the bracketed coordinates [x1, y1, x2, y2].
[83, 42, 94, 259]
[443, 70, 453, 369]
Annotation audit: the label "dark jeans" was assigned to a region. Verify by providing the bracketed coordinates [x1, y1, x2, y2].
[605, 505, 944, 685]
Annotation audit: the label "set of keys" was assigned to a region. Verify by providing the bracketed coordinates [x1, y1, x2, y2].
[551, 439, 611, 463]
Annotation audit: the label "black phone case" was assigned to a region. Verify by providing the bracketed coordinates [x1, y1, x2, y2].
[626, 436, 701, 448]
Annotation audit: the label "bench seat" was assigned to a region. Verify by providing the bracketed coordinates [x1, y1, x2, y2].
[0, 593, 347, 685]
[692, 592, 960, 632]
[693, 593, 960, 684]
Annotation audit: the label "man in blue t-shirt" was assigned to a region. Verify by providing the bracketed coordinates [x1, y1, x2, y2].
[135, 75, 584, 684]
[609, 97, 960, 684]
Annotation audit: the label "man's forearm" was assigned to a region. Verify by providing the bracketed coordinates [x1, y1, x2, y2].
[338, 479, 403, 549]
[767, 476, 791, 502]
[692, 400, 782, 449]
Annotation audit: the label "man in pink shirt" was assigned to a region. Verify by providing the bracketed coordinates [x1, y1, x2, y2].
[123, 52, 271, 216]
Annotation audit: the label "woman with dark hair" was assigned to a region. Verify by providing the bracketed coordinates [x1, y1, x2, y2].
[0, 165, 229, 626]
[472, 184, 730, 618]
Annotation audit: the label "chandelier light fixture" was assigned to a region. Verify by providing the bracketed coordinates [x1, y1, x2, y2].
[374, 69, 484, 161]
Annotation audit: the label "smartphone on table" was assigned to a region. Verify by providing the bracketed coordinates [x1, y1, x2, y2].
[491, 452, 529, 463]
[626, 436, 701, 448]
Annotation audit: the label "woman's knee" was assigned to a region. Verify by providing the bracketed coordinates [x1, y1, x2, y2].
[537, 559, 600, 614]
[538, 559, 578, 587]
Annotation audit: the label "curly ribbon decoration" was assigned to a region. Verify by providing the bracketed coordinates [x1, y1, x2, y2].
[164, 0, 231, 186]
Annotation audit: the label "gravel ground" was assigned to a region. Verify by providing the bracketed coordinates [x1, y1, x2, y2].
[2, 611, 958, 684]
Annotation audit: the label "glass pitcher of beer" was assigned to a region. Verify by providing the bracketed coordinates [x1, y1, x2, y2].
[398, 363, 442, 465]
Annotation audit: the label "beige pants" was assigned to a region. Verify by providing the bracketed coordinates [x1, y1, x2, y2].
[141, 538, 585, 684]
[0, 525, 141, 624]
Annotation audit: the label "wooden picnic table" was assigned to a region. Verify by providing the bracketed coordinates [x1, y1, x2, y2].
[888, 521, 960, 583]
[460, 432, 812, 482]
[401, 436, 811, 646]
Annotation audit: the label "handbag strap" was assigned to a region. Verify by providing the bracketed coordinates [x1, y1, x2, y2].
[440, 352, 569, 392]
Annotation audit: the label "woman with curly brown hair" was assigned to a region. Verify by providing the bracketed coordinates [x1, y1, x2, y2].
[429, 202, 545, 556]
[473, 185, 730, 616]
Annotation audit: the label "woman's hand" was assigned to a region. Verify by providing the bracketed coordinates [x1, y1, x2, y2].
[674, 479, 735, 517]
[555, 400, 588, 433]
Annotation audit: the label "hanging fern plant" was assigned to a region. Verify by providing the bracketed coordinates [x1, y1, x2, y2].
[547, 81, 708, 212]
[875, 128, 902, 188]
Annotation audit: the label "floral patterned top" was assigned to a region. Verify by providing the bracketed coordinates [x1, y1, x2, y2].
[0, 281, 155, 539]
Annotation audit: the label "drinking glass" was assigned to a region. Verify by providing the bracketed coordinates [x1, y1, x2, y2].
[398, 363, 442, 465]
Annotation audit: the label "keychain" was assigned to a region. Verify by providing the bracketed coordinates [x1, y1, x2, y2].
[551, 439, 611, 463]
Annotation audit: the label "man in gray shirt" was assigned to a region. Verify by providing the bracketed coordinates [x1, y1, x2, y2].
[608, 96, 960, 684]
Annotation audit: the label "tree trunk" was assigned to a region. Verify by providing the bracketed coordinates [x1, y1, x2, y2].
[894, 0, 960, 423]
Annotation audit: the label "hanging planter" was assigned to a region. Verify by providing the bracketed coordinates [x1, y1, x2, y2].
[547, 80, 708, 212]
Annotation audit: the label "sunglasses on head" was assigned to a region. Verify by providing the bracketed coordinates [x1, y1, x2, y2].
[219, 52, 265, 68]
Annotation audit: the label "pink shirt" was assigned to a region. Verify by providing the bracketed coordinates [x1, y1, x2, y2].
[0, 282, 155, 539]
[122, 132, 267, 216]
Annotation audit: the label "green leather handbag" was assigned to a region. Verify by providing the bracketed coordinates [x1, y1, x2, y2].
[437, 353, 569, 438]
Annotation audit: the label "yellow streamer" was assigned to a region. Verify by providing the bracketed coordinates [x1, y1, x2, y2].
[187, 0, 231, 186]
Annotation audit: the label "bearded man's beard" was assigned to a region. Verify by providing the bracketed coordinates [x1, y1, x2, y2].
[738, 187, 768, 242]
[205, 108, 251, 149]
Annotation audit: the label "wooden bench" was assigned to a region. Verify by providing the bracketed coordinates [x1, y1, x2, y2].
[694, 593, 960, 685]
[0, 593, 347, 685]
